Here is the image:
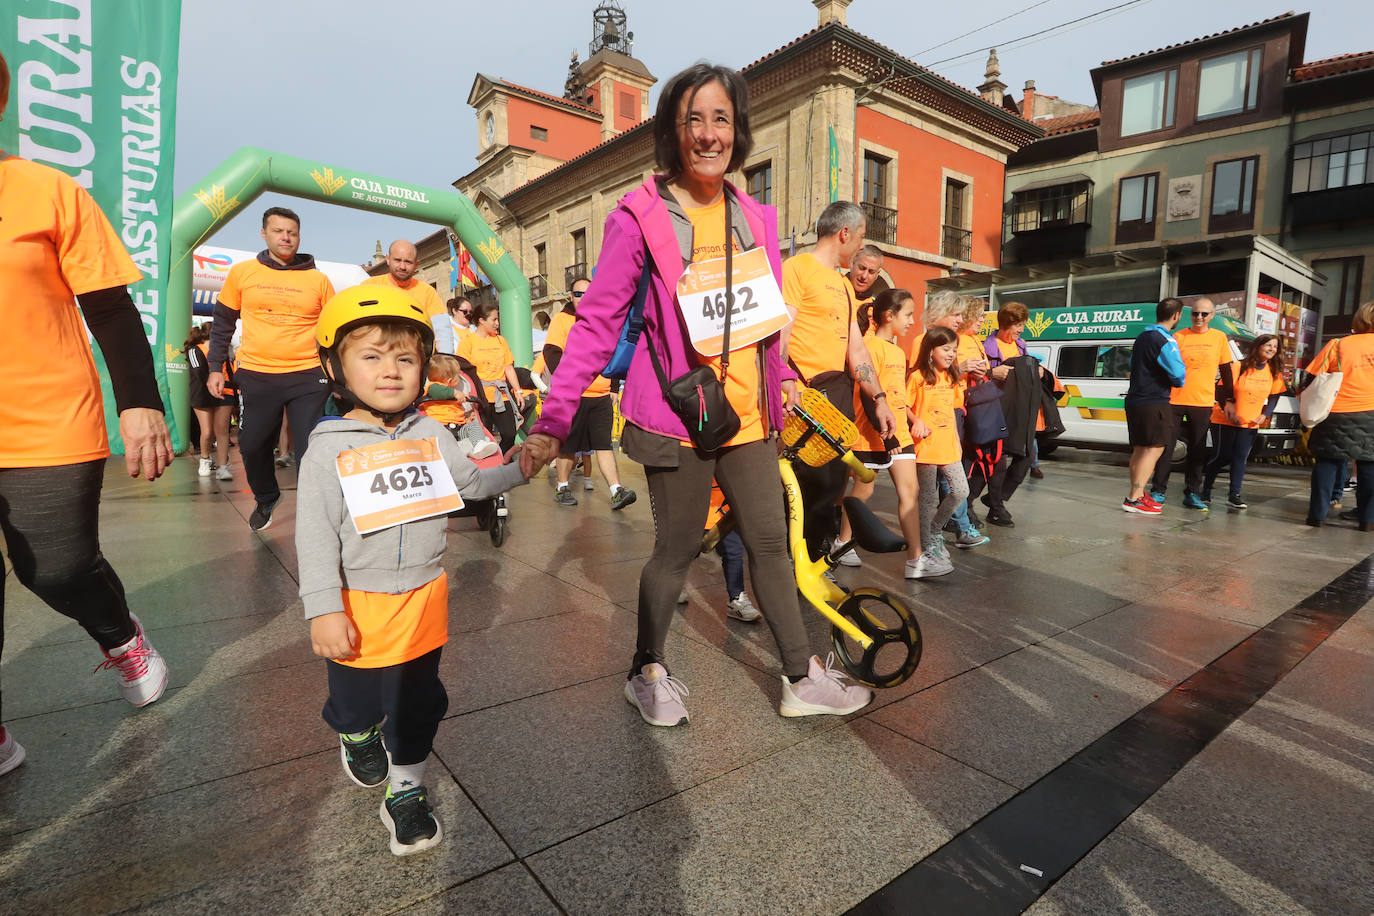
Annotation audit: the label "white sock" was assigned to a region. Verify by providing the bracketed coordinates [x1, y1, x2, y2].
[557, 482, 569, 490]
[390, 761, 425, 793]
[610, 484, 623, 496]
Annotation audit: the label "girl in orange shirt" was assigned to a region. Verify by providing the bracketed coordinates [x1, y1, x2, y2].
[906, 327, 968, 580]
[457, 302, 527, 452]
[837, 290, 922, 570]
[1203, 334, 1286, 509]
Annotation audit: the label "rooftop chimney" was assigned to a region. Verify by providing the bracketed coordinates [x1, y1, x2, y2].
[813, 0, 853, 26]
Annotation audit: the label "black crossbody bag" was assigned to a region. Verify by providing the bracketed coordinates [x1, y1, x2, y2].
[646, 196, 741, 450]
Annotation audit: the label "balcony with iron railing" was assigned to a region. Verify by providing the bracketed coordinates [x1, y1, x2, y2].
[941, 225, 971, 261]
[860, 201, 897, 245]
[529, 274, 548, 300]
[564, 262, 588, 289]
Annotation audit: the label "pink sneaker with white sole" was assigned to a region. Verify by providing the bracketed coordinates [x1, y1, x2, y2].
[95, 615, 168, 707]
[779, 653, 872, 718]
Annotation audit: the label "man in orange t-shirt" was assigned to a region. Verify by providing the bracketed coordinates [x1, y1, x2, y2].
[1151, 298, 1232, 509]
[546, 278, 636, 510]
[207, 206, 336, 530]
[781, 201, 895, 558]
[362, 240, 452, 354]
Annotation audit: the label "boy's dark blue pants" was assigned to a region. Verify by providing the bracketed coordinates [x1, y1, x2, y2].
[323, 647, 448, 766]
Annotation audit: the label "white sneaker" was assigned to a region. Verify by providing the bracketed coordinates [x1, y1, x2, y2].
[779, 653, 873, 718]
[836, 548, 862, 567]
[624, 663, 690, 726]
[198, 457, 212, 477]
[677, 589, 689, 604]
[94, 614, 168, 707]
[469, 440, 500, 460]
[215, 463, 234, 481]
[905, 551, 953, 580]
[584, 478, 596, 491]
[726, 593, 761, 622]
[0, 727, 26, 777]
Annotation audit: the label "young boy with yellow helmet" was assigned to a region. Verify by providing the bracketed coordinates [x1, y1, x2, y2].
[295, 286, 529, 855]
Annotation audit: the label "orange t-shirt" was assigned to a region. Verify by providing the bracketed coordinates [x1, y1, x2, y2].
[854, 336, 914, 452]
[195, 343, 236, 396]
[1170, 327, 1232, 407]
[546, 309, 610, 398]
[782, 253, 854, 383]
[0, 156, 143, 468]
[361, 273, 445, 327]
[1307, 334, 1374, 413]
[336, 571, 449, 668]
[457, 333, 514, 382]
[957, 333, 987, 383]
[682, 198, 764, 447]
[908, 372, 965, 465]
[1213, 361, 1286, 427]
[546, 310, 575, 350]
[217, 258, 335, 373]
[993, 336, 1021, 362]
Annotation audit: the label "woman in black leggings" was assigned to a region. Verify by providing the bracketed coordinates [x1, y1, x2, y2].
[0, 50, 172, 777]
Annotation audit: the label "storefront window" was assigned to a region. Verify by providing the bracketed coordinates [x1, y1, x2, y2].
[992, 281, 1066, 312]
[1069, 270, 1161, 311]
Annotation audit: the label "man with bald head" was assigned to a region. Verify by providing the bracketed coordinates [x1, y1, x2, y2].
[362, 239, 454, 353]
[847, 244, 888, 305]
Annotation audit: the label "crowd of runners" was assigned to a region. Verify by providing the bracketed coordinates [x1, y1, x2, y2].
[4, 48, 1372, 861]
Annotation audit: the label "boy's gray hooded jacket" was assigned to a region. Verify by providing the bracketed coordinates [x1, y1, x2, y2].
[295, 413, 526, 620]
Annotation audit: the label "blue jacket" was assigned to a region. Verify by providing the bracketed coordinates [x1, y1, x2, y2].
[1125, 324, 1186, 406]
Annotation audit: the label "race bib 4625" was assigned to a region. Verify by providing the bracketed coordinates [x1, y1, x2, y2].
[336, 438, 463, 535]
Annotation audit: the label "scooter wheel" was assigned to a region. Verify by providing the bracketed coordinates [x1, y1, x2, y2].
[829, 588, 922, 689]
[489, 515, 508, 547]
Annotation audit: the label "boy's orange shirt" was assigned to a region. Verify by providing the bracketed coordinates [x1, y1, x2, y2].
[337, 572, 449, 667]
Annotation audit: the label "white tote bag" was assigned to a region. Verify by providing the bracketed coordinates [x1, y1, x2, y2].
[1299, 339, 1342, 428]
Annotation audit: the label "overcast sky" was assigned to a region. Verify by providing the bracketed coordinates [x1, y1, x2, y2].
[175, 0, 1371, 268]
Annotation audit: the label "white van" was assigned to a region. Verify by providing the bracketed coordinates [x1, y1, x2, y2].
[979, 304, 1301, 457]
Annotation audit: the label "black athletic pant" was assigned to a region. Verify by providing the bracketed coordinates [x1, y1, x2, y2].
[1151, 405, 1212, 496]
[793, 374, 855, 560]
[0, 459, 137, 722]
[322, 647, 448, 767]
[235, 367, 330, 506]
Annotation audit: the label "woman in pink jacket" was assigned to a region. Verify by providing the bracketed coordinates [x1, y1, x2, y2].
[522, 64, 871, 726]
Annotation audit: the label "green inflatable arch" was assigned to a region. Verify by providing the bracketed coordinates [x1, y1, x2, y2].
[168, 146, 530, 452]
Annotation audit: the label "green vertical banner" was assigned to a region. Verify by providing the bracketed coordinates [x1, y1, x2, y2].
[1, 1, 183, 453]
[828, 126, 839, 202]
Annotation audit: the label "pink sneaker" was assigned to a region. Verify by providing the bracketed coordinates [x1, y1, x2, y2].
[94, 614, 168, 707]
[779, 654, 873, 718]
[624, 663, 690, 727]
[0, 726, 25, 777]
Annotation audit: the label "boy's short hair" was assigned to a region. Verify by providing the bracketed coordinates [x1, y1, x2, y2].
[428, 353, 462, 382]
[337, 319, 425, 359]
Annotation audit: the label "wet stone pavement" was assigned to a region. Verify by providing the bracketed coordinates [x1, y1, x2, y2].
[1, 447, 1371, 915]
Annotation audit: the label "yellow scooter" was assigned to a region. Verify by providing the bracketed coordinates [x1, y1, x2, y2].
[707, 388, 923, 688]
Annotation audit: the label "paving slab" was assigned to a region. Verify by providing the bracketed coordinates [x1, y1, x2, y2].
[526, 718, 1014, 916]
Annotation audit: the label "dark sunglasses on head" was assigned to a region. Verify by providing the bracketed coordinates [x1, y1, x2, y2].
[572, 290, 586, 298]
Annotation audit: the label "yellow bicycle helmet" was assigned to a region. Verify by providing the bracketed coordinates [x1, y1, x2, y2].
[316, 284, 436, 354]
[316, 285, 436, 422]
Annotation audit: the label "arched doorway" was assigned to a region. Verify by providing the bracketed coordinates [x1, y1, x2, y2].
[169, 146, 530, 451]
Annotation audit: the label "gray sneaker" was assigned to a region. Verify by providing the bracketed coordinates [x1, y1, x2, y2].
[905, 550, 953, 579]
[609, 487, 637, 511]
[954, 527, 990, 549]
[726, 593, 761, 622]
[553, 487, 578, 507]
[624, 663, 690, 726]
[779, 653, 872, 717]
